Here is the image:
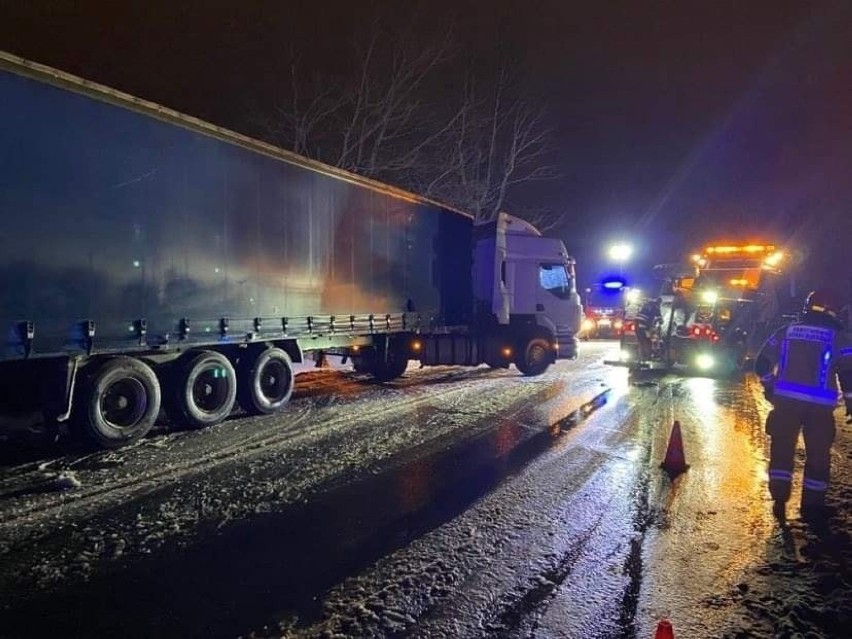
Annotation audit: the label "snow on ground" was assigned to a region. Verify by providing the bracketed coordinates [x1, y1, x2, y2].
[264, 370, 638, 638]
[717, 402, 852, 638]
[0, 350, 610, 597]
[3, 343, 851, 638]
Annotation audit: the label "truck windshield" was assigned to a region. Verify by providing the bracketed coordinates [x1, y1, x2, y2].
[539, 264, 573, 300]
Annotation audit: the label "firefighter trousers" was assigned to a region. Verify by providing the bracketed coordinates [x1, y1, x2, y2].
[636, 329, 652, 360]
[765, 397, 836, 508]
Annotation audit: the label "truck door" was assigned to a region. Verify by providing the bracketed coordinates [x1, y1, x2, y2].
[536, 262, 583, 358]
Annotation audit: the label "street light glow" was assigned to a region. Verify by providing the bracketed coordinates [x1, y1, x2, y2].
[608, 243, 633, 262]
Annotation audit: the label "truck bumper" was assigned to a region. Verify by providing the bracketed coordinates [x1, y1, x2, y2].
[556, 334, 578, 359]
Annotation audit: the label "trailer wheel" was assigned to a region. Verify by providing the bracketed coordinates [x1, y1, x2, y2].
[515, 336, 552, 377]
[237, 347, 294, 415]
[74, 357, 161, 449]
[164, 350, 236, 429]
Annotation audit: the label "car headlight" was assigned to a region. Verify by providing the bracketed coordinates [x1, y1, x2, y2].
[582, 319, 595, 331]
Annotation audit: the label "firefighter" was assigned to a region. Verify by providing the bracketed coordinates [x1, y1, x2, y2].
[635, 297, 662, 360]
[754, 288, 852, 521]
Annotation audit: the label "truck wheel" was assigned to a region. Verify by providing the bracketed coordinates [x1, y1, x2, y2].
[237, 347, 294, 415]
[515, 337, 552, 376]
[164, 350, 236, 429]
[74, 357, 161, 449]
[370, 347, 409, 382]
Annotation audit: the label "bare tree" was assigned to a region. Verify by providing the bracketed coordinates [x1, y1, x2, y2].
[255, 44, 339, 158]
[333, 21, 456, 178]
[421, 69, 558, 223]
[257, 18, 558, 226]
[254, 16, 455, 180]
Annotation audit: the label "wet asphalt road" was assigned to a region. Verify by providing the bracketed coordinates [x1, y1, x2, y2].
[0, 343, 772, 638]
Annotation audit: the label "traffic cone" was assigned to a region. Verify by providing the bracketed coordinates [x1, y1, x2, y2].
[653, 618, 675, 638]
[660, 421, 689, 477]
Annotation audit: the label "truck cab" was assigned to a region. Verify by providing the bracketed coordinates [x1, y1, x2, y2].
[473, 214, 583, 365]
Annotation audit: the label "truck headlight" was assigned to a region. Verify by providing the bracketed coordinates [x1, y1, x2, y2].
[695, 353, 714, 370]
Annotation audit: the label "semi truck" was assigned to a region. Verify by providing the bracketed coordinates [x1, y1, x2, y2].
[0, 52, 583, 449]
[615, 243, 785, 375]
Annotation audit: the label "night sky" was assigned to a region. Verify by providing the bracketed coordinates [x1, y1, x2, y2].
[1, 0, 850, 296]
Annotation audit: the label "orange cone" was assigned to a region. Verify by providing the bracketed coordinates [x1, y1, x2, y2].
[660, 421, 688, 477]
[653, 619, 675, 638]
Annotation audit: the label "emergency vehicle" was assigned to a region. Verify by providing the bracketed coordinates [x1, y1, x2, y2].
[613, 243, 786, 375]
[580, 306, 624, 340]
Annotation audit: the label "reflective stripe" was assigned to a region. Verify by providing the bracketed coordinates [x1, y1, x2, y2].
[803, 477, 829, 492]
[769, 469, 793, 481]
[779, 335, 790, 374]
[774, 380, 838, 406]
[786, 325, 833, 343]
[819, 346, 832, 387]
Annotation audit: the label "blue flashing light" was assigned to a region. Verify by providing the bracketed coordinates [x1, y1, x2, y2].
[601, 276, 627, 291]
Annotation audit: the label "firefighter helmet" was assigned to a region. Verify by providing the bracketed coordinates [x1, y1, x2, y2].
[803, 288, 842, 319]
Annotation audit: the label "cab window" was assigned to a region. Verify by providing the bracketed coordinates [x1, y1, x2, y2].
[539, 263, 573, 299]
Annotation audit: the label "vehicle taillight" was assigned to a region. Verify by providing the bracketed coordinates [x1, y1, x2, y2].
[689, 325, 718, 341]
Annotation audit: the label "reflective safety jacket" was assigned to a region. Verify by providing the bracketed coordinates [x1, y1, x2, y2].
[755, 315, 852, 407]
[635, 301, 662, 331]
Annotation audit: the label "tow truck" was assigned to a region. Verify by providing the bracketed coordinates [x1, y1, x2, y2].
[611, 243, 786, 376]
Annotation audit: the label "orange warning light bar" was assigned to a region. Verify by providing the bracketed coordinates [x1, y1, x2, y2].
[703, 244, 776, 256]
